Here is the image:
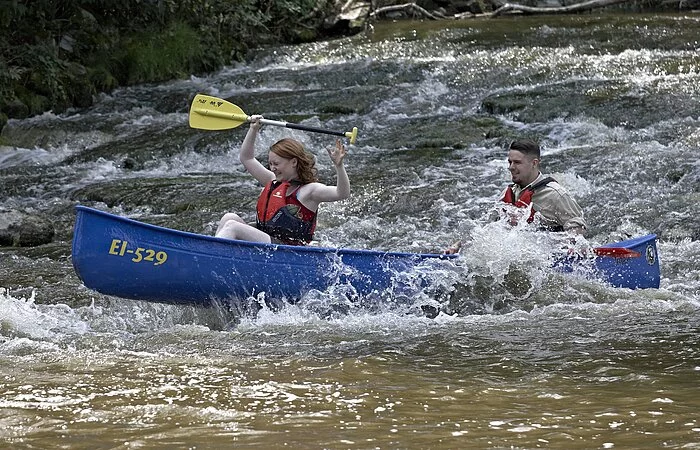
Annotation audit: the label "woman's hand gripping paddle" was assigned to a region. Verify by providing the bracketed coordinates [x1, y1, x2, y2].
[189, 94, 358, 144]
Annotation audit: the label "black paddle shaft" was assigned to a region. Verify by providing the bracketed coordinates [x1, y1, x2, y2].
[285, 122, 347, 137]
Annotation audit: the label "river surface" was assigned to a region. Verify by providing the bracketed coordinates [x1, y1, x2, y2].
[1, 13, 699, 449]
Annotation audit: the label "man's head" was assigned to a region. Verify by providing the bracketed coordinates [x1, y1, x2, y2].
[507, 139, 541, 187]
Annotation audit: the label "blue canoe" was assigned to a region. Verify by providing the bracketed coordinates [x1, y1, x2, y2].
[71, 206, 661, 306]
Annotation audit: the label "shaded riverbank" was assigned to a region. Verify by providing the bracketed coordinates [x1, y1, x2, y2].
[0, 0, 352, 136]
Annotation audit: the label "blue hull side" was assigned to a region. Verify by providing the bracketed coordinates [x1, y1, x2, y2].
[71, 206, 454, 305]
[555, 234, 661, 289]
[593, 234, 660, 289]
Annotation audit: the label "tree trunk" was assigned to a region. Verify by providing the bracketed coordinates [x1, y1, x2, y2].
[492, 0, 632, 17]
[370, 2, 446, 19]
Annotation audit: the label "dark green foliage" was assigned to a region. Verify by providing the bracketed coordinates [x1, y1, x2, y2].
[0, 0, 330, 125]
[117, 22, 203, 84]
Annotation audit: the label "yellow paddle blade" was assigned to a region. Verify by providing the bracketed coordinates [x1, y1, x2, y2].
[189, 94, 249, 130]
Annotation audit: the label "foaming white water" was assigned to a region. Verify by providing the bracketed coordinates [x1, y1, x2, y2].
[0, 288, 89, 343]
[550, 171, 593, 197]
[76, 158, 122, 181]
[656, 239, 700, 299]
[370, 75, 458, 121]
[114, 109, 183, 130]
[460, 219, 559, 281]
[0, 288, 228, 352]
[1, 283, 692, 348]
[232, 270, 697, 332]
[411, 73, 451, 105]
[0, 144, 77, 170]
[238, 299, 441, 332]
[500, 115, 636, 150]
[540, 116, 624, 149]
[0, 146, 54, 169]
[482, 46, 700, 89]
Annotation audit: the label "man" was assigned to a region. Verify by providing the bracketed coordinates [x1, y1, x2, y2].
[445, 139, 586, 254]
[501, 138, 586, 234]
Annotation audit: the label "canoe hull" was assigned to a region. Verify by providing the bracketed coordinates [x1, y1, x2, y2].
[71, 206, 454, 305]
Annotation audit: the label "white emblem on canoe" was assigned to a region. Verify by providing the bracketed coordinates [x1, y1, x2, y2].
[645, 245, 656, 265]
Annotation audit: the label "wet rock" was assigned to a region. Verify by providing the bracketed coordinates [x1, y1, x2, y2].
[66, 62, 95, 109]
[324, 0, 371, 35]
[3, 98, 29, 119]
[0, 210, 55, 247]
[480, 79, 699, 129]
[120, 157, 142, 170]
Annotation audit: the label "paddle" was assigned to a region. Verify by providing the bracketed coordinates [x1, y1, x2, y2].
[189, 94, 358, 144]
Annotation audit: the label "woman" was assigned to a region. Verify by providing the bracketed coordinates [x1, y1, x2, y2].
[215, 116, 349, 245]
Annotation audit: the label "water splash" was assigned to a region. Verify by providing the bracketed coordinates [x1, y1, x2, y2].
[0, 288, 89, 344]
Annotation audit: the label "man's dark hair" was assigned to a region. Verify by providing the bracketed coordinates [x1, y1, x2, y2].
[509, 139, 540, 159]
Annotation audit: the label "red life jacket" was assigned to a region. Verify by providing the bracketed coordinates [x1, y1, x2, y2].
[501, 177, 562, 230]
[256, 180, 317, 245]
